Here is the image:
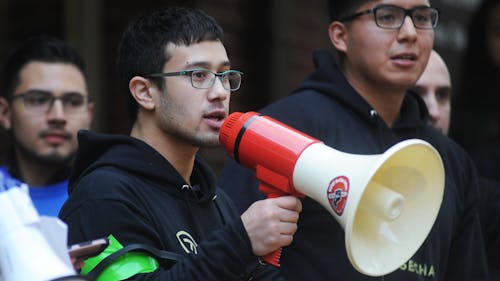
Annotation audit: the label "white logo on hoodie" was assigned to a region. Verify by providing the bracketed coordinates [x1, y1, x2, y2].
[176, 230, 198, 254]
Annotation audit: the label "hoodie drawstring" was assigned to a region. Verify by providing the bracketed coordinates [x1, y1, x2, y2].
[181, 184, 207, 241]
[370, 109, 386, 149]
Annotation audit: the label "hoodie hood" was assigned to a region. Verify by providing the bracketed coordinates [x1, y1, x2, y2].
[292, 49, 429, 130]
[68, 130, 217, 203]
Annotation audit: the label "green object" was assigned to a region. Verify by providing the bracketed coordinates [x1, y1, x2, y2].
[81, 235, 159, 281]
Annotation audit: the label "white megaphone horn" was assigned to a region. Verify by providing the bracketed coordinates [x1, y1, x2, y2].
[219, 111, 445, 277]
[0, 180, 88, 281]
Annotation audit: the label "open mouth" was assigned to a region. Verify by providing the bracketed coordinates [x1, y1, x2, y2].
[392, 54, 417, 61]
[203, 111, 227, 129]
[204, 111, 226, 121]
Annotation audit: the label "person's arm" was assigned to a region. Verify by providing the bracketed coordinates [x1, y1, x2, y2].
[215, 187, 294, 281]
[62, 170, 300, 280]
[65, 198, 299, 280]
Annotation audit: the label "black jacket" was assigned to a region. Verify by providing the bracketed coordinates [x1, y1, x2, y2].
[219, 49, 489, 280]
[59, 131, 280, 280]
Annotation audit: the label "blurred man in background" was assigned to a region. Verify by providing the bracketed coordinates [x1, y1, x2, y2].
[410, 50, 451, 134]
[0, 36, 94, 216]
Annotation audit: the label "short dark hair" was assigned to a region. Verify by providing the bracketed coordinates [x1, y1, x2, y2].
[116, 6, 224, 121]
[0, 35, 87, 100]
[328, 0, 373, 22]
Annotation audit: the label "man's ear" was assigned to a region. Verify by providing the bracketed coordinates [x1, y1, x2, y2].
[328, 21, 348, 53]
[129, 76, 156, 111]
[0, 97, 12, 130]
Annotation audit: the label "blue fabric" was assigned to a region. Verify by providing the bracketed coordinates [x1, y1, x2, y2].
[0, 166, 68, 217]
[0, 168, 23, 190]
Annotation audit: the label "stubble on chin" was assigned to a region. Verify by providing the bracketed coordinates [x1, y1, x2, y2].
[14, 140, 76, 166]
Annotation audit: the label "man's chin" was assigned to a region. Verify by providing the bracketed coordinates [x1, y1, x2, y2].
[28, 147, 75, 166]
[188, 132, 219, 148]
[37, 152, 74, 165]
[197, 140, 220, 148]
[15, 140, 75, 165]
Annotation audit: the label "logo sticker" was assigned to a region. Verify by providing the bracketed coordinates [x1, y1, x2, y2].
[176, 230, 198, 254]
[327, 176, 350, 216]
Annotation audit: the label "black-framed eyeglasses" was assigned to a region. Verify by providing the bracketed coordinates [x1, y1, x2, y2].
[11, 90, 90, 115]
[147, 68, 244, 91]
[339, 4, 439, 30]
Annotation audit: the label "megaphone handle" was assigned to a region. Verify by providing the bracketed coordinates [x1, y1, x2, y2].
[262, 191, 283, 267]
[263, 248, 282, 267]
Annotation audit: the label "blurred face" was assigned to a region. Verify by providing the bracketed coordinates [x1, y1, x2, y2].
[156, 40, 232, 147]
[486, 4, 500, 69]
[337, 0, 435, 91]
[411, 51, 451, 134]
[2, 61, 93, 166]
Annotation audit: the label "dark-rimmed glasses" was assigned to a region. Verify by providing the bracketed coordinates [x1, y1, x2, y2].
[147, 68, 243, 91]
[11, 90, 90, 115]
[339, 4, 439, 30]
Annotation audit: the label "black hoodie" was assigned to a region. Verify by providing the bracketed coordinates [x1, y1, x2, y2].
[219, 50, 489, 281]
[59, 131, 281, 280]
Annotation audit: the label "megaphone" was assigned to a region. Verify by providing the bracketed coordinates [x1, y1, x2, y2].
[0, 180, 87, 281]
[219, 111, 444, 277]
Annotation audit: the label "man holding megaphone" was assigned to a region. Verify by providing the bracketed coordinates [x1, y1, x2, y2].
[60, 6, 301, 281]
[219, 0, 490, 280]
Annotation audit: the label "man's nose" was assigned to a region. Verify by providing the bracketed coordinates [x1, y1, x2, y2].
[208, 77, 230, 101]
[424, 94, 440, 119]
[46, 99, 66, 120]
[398, 16, 418, 41]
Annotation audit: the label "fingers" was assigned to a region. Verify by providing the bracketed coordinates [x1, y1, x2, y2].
[264, 196, 302, 224]
[241, 196, 302, 256]
[279, 233, 295, 247]
[276, 221, 298, 237]
[274, 196, 303, 213]
[70, 257, 85, 271]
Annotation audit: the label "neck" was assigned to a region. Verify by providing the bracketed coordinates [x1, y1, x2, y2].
[130, 119, 198, 184]
[344, 71, 406, 127]
[359, 88, 405, 127]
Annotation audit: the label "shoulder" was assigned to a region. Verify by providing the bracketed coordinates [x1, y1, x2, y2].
[261, 91, 343, 137]
[424, 130, 472, 168]
[263, 91, 337, 117]
[0, 166, 17, 186]
[60, 166, 149, 221]
[428, 130, 475, 180]
[422, 129, 480, 199]
[69, 166, 140, 201]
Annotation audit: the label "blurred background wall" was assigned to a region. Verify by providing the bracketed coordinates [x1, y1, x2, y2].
[0, 0, 482, 175]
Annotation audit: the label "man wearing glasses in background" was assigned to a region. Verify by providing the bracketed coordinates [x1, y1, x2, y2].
[220, 0, 490, 280]
[59, 7, 301, 280]
[0, 36, 93, 216]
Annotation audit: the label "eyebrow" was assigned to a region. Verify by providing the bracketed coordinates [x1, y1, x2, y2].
[17, 88, 86, 97]
[436, 86, 452, 93]
[413, 84, 451, 89]
[184, 60, 231, 70]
